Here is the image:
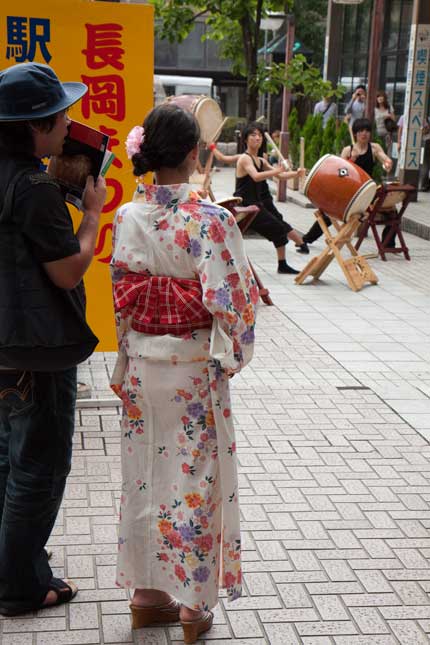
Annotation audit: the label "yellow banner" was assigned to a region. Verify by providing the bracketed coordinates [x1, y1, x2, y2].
[0, 0, 154, 350]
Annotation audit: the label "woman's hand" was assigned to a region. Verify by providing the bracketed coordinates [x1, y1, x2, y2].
[382, 158, 393, 172]
[296, 167, 306, 179]
[196, 188, 208, 199]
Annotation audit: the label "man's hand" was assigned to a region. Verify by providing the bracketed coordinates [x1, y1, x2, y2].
[82, 175, 107, 216]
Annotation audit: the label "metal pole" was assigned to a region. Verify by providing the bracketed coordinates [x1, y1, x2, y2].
[277, 14, 295, 202]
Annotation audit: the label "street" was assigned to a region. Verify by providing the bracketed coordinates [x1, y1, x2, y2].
[2, 169, 430, 644]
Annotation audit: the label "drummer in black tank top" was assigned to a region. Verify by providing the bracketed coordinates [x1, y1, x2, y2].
[301, 118, 393, 246]
[231, 122, 307, 274]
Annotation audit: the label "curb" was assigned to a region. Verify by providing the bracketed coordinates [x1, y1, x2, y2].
[402, 216, 430, 241]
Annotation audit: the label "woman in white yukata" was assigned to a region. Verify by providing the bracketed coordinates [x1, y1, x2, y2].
[110, 104, 257, 644]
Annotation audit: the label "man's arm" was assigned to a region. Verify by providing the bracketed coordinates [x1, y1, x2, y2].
[43, 175, 106, 290]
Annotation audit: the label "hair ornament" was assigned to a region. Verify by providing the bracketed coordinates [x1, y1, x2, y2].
[125, 125, 145, 159]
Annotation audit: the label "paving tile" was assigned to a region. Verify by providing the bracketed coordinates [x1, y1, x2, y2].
[3, 617, 66, 632]
[69, 602, 99, 630]
[388, 619, 429, 644]
[9, 228, 430, 645]
[1, 635, 33, 645]
[35, 631, 101, 645]
[101, 614, 133, 643]
[228, 610, 263, 638]
[263, 622, 300, 644]
[349, 607, 390, 634]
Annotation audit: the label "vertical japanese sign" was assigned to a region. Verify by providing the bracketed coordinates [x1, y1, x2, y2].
[399, 23, 430, 172]
[1, 0, 154, 350]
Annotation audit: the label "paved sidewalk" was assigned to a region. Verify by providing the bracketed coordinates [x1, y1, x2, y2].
[1, 172, 430, 645]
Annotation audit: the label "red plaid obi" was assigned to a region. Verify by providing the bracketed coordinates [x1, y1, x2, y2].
[113, 274, 212, 336]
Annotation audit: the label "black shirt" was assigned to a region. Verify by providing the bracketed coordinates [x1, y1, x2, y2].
[0, 155, 80, 262]
[0, 154, 93, 369]
[234, 154, 272, 205]
[348, 143, 375, 177]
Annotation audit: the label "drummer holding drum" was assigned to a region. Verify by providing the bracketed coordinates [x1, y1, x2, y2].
[301, 118, 392, 247]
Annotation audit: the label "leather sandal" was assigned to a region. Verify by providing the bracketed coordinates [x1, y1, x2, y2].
[43, 578, 78, 607]
[181, 610, 214, 644]
[130, 598, 180, 629]
[0, 577, 78, 617]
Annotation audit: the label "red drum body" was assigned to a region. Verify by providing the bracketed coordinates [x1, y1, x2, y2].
[165, 94, 223, 144]
[303, 154, 377, 222]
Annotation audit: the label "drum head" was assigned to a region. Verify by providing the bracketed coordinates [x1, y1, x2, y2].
[194, 98, 223, 143]
[344, 180, 377, 220]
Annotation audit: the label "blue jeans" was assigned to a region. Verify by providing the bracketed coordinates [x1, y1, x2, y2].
[0, 367, 77, 614]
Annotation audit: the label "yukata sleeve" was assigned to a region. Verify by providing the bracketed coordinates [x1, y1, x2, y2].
[190, 203, 258, 372]
[110, 206, 132, 394]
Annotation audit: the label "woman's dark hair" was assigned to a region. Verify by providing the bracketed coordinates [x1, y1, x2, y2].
[131, 104, 200, 176]
[376, 90, 389, 110]
[241, 122, 266, 155]
[0, 112, 59, 157]
[352, 118, 372, 135]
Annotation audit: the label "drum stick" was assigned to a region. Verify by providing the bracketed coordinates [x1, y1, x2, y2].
[299, 136, 305, 189]
[348, 124, 355, 146]
[208, 116, 228, 145]
[264, 132, 291, 171]
[256, 115, 266, 122]
[203, 117, 229, 194]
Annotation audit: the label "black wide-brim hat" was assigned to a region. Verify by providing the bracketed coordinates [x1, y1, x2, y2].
[0, 62, 87, 121]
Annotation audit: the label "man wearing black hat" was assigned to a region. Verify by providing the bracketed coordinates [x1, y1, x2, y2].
[0, 63, 106, 615]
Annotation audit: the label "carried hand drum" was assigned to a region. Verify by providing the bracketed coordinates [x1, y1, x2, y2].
[165, 94, 223, 144]
[303, 154, 377, 222]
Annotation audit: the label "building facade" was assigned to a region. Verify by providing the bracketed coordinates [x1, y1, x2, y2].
[325, 0, 414, 115]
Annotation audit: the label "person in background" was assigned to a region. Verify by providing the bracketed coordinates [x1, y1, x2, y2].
[267, 129, 281, 165]
[344, 85, 367, 127]
[397, 114, 404, 156]
[313, 95, 338, 127]
[374, 90, 396, 150]
[110, 104, 256, 644]
[0, 63, 106, 616]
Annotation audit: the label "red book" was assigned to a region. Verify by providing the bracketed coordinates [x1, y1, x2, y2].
[48, 120, 113, 209]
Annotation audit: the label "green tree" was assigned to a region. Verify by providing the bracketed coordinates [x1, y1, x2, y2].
[151, 1, 343, 121]
[320, 116, 337, 156]
[151, 0, 286, 120]
[294, 0, 327, 68]
[288, 107, 300, 167]
[334, 122, 351, 155]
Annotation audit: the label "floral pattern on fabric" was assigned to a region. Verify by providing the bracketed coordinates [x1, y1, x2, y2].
[111, 184, 255, 609]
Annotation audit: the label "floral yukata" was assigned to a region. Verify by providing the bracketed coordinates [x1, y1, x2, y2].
[110, 183, 257, 611]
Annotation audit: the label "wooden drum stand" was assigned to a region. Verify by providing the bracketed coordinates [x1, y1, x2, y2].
[295, 210, 378, 292]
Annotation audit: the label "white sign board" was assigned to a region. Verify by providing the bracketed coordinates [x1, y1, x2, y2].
[399, 24, 430, 171]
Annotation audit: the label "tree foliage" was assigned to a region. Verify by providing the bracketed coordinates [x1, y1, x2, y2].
[150, 0, 340, 121]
